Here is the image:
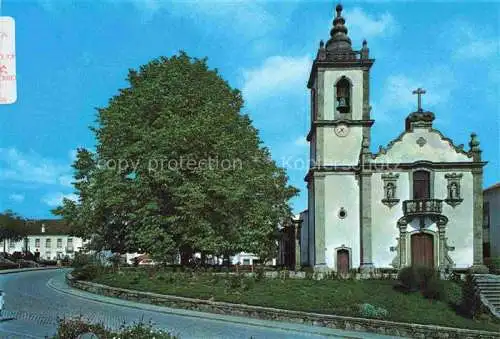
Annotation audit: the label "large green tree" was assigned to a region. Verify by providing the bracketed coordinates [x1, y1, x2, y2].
[55, 52, 298, 263]
[0, 210, 27, 253]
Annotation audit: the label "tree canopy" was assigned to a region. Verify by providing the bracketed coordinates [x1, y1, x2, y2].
[54, 52, 298, 263]
[0, 210, 27, 252]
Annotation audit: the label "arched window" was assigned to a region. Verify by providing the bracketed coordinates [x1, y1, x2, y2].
[335, 76, 351, 114]
[413, 170, 430, 199]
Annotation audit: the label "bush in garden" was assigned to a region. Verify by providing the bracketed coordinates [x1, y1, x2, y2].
[51, 317, 178, 339]
[397, 266, 439, 292]
[50, 316, 112, 339]
[72, 252, 98, 268]
[255, 265, 265, 281]
[358, 303, 388, 319]
[414, 266, 436, 289]
[397, 266, 420, 292]
[459, 273, 482, 319]
[421, 276, 446, 301]
[71, 264, 103, 281]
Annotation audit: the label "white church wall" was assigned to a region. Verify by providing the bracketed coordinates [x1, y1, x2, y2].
[322, 126, 363, 165]
[322, 69, 364, 121]
[373, 128, 471, 164]
[323, 173, 360, 269]
[435, 170, 474, 268]
[371, 171, 409, 267]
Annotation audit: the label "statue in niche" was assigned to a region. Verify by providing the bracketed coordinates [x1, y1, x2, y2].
[386, 182, 396, 199]
[449, 182, 459, 199]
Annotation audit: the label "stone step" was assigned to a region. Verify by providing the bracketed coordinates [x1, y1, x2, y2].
[475, 280, 500, 284]
[478, 289, 500, 293]
[480, 293, 500, 298]
[474, 279, 500, 283]
[483, 295, 500, 300]
[476, 286, 500, 290]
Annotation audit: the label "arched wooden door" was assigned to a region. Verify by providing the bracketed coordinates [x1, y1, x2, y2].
[337, 249, 349, 274]
[411, 233, 434, 268]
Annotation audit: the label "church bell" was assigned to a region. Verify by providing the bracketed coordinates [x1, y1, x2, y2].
[337, 96, 349, 113]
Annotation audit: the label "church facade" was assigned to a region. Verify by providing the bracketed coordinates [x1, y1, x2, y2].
[292, 5, 488, 273]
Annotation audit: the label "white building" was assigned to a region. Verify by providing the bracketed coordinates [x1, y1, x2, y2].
[295, 5, 488, 273]
[4, 220, 85, 260]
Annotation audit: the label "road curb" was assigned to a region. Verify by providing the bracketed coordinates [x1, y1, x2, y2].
[0, 267, 63, 274]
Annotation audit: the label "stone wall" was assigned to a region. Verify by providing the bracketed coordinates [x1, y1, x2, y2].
[66, 274, 499, 339]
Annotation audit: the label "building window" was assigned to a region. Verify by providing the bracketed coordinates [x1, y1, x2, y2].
[57, 239, 62, 248]
[46, 239, 51, 248]
[35, 238, 40, 248]
[67, 238, 73, 244]
[9, 239, 16, 248]
[242, 259, 250, 265]
[338, 207, 347, 219]
[413, 170, 430, 199]
[46, 252, 51, 260]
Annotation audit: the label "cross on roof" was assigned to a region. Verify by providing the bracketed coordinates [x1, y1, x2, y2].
[412, 88, 426, 112]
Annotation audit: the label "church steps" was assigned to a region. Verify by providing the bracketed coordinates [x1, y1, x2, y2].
[473, 274, 500, 319]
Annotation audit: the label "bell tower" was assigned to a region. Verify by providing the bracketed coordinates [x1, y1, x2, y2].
[306, 4, 375, 271]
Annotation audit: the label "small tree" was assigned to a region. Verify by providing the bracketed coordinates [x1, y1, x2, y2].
[460, 273, 482, 318]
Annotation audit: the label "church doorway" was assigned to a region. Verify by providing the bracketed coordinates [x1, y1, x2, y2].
[336, 249, 349, 274]
[411, 233, 434, 268]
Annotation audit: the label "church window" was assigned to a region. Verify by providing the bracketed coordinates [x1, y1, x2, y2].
[413, 170, 430, 199]
[335, 76, 351, 114]
[338, 207, 347, 219]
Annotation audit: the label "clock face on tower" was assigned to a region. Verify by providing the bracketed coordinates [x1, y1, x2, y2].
[334, 124, 349, 137]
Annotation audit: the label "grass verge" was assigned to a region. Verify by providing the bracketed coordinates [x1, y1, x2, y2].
[90, 268, 500, 332]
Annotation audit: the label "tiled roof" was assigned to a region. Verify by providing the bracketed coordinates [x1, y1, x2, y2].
[484, 183, 500, 193]
[25, 219, 72, 236]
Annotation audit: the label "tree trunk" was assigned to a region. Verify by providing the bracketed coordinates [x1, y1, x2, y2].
[180, 247, 193, 266]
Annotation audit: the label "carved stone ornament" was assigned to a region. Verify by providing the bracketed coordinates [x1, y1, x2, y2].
[416, 137, 427, 147]
[444, 237, 455, 269]
[444, 173, 463, 207]
[381, 172, 400, 208]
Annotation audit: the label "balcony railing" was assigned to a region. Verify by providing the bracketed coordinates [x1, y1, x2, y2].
[402, 199, 443, 217]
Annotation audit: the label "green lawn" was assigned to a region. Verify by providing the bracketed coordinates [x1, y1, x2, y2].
[92, 269, 500, 332]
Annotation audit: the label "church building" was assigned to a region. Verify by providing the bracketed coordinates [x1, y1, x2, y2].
[285, 4, 488, 273]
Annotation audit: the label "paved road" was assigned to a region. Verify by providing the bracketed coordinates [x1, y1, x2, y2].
[0, 269, 403, 338]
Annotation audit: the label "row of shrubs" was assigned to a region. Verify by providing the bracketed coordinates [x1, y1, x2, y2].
[51, 317, 178, 339]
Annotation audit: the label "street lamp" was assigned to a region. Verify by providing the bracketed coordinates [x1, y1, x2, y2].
[23, 219, 35, 256]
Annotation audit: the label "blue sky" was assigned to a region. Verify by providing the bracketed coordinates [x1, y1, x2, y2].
[0, 0, 498, 219]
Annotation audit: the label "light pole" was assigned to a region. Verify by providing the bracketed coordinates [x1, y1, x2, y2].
[23, 219, 34, 256]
